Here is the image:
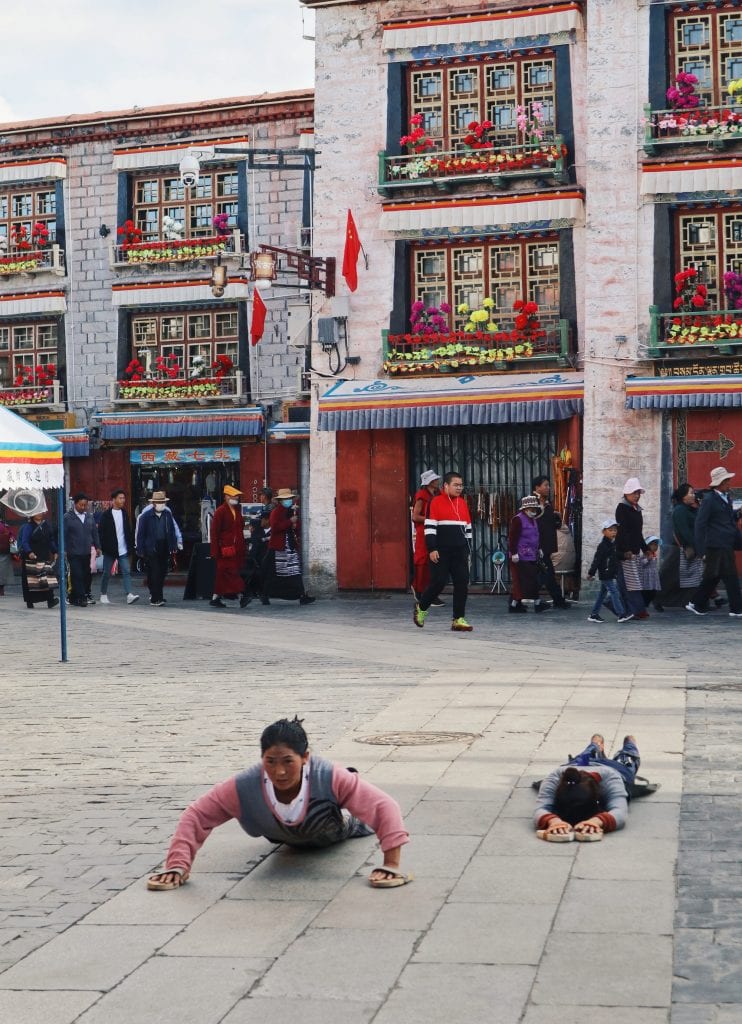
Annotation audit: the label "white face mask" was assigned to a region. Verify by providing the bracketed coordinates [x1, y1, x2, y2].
[228, 498, 239, 506]
[154, 503, 166, 513]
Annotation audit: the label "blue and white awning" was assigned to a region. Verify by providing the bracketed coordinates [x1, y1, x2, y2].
[267, 422, 310, 441]
[48, 428, 89, 457]
[95, 407, 263, 442]
[625, 375, 742, 410]
[318, 374, 583, 431]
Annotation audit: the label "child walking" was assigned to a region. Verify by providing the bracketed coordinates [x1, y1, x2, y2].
[641, 536, 662, 609]
[587, 519, 634, 623]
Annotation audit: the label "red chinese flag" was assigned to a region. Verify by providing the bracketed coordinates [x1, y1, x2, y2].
[342, 209, 362, 292]
[250, 288, 267, 346]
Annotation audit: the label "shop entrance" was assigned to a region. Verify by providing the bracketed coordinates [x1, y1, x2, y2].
[130, 446, 240, 568]
[411, 423, 560, 585]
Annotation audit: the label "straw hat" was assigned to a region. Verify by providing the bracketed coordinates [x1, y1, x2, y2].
[709, 466, 734, 488]
[149, 491, 170, 503]
[274, 488, 297, 500]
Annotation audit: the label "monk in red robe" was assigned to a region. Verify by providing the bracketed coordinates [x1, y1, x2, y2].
[210, 485, 250, 608]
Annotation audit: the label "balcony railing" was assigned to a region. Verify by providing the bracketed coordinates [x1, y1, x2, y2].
[648, 306, 742, 357]
[110, 371, 246, 405]
[643, 104, 742, 155]
[378, 137, 568, 196]
[0, 380, 64, 410]
[381, 317, 570, 376]
[110, 229, 245, 269]
[0, 244, 65, 277]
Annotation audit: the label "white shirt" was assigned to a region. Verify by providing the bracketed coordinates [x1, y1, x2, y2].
[75, 511, 86, 524]
[112, 508, 127, 556]
[263, 770, 309, 823]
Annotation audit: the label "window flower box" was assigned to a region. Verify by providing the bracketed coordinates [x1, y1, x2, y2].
[378, 137, 568, 196]
[381, 321, 569, 377]
[0, 381, 63, 409]
[110, 230, 244, 269]
[0, 245, 65, 276]
[111, 371, 244, 404]
[643, 103, 742, 155]
[648, 306, 742, 357]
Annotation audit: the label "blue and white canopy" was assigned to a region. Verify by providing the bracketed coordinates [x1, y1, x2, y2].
[0, 405, 64, 490]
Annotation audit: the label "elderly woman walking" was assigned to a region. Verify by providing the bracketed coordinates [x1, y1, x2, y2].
[615, 477, 653, 620]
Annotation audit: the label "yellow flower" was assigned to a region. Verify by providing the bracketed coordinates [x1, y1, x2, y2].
[469, 309, 488, 323]
[457, 303, 470, 315]
[482, 297, 495, 309]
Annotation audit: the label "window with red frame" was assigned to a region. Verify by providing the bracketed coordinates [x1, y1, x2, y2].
[130, 167, 238, 241]
[129, 308, 239, 376]
[411, 238, 560, 328]
[669, 5, 742, 107]
[0, 321, 58, 388]
[674, 206, 742, 307]
[0, 186, 56, 250]
[408, 53, 557, 150]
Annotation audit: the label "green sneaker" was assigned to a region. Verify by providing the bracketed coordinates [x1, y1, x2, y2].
[413, 603, 428, 628]
[451, 617, 473, 632]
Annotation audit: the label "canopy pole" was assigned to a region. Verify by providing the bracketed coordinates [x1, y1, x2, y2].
[57, 487, 68, 663]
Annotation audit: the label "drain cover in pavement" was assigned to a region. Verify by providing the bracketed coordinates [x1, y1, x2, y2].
[358, 731, 479, 746]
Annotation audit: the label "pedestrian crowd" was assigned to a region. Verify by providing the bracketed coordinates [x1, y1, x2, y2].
[0, 480, 314, 611]
[411, 464, 741, 633]
[1, 465, 739, 622]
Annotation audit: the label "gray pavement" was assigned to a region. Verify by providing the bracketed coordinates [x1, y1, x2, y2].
[0, 582, 740, 1023]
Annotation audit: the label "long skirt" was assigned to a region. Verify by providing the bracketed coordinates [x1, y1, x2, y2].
[263, 542, 305, 601]
[679, 549, 704, 590]
[214, 553, 244, 596]
[21, 558, 58, 606]
[511, 559, 539, 601]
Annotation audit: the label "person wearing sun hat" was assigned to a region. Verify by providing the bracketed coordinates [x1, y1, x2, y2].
[209, 484, 250, 609]
[615, 476, 652, 620]
[508, 494, 549, 614]
[687, 466, 742, 617]
[265, 488, 315, 604]
[134, 491, 182, 606]
[411, 469, 444, 606]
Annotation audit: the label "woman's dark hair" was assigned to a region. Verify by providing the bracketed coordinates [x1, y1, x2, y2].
[260, 487, 274, 501]
[552, 767, 602, 826]
[260, 716, 309, 755]
[532, 474, 549, 490]
[671, 482, 693, 504]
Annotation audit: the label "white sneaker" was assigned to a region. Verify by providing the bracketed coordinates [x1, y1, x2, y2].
[685, 602, 706, 616]
[126, 593, 140, 604]
[99, 595, 110, 605]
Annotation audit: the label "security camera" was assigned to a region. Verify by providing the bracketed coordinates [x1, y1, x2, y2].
[178, 146, 215, 187]
[179, 151, 201, 188]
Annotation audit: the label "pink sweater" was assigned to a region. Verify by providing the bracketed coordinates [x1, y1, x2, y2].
[165, 763, 409, 872]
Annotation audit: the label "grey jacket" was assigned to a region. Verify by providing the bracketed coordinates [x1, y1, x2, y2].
[534, 762, 629, 831]
[694, 489, 740, 557]
[63, 510, 100, 557]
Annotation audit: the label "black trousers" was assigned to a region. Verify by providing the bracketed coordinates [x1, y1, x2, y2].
[146, 544, 170, 603]
[68, 553, 91, 604]
[419, 546, 469, 619]
[691, 547, 742, 614]
[538, 552, 564, 604]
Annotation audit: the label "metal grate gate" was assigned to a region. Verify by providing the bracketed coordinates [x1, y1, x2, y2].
[411, 424, 560, 585]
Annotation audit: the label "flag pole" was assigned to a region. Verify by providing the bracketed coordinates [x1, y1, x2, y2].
[57, 486, 68, 663]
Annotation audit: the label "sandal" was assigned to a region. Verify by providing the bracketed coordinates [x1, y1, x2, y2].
[536, 829, 574, 843]
[574, 830, 603, 842]
[630, 776, 659, 798]
[147, 868, 189, 891]
[368, 867, 414, 889]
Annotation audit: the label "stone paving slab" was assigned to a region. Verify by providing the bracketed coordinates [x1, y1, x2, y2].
[553, 877, 676, 934]
[533, 932, 673, 1007]
[162, 898, 321, 958]
[222, 996, 379, 1024]
[414, 901, 557, 965]
[449, 853, 573, 903]
[0, 990, 100, 1024]
[0, 924, 178, 990]
[75, 956, 268, 1024]
[256, 927, 419, 1001]
[373, 962, 536, 1024]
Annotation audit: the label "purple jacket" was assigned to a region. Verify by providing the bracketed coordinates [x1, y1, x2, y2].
[511, 511, 540, 561]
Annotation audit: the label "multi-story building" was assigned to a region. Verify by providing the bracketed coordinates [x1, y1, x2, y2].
[0, 91, 315, 561]
[303, 0, 742, 591]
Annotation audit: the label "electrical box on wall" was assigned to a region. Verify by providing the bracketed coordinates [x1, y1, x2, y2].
[287, 301, 311, 347]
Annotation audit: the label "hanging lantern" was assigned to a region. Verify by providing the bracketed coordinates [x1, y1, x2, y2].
[210, 258, 228, 297]
[250, 249, 277, 289]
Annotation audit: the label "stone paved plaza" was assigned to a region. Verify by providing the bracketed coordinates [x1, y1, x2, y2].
[0, 584, 740, 1024]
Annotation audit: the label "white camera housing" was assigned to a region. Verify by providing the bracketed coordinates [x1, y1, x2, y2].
[178, 147, 215, 187]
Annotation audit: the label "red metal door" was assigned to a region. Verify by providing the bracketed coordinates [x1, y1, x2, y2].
[336, 430, 408, 590]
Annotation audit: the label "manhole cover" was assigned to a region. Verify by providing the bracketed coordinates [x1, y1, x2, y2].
[358, 731, 479, 746]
